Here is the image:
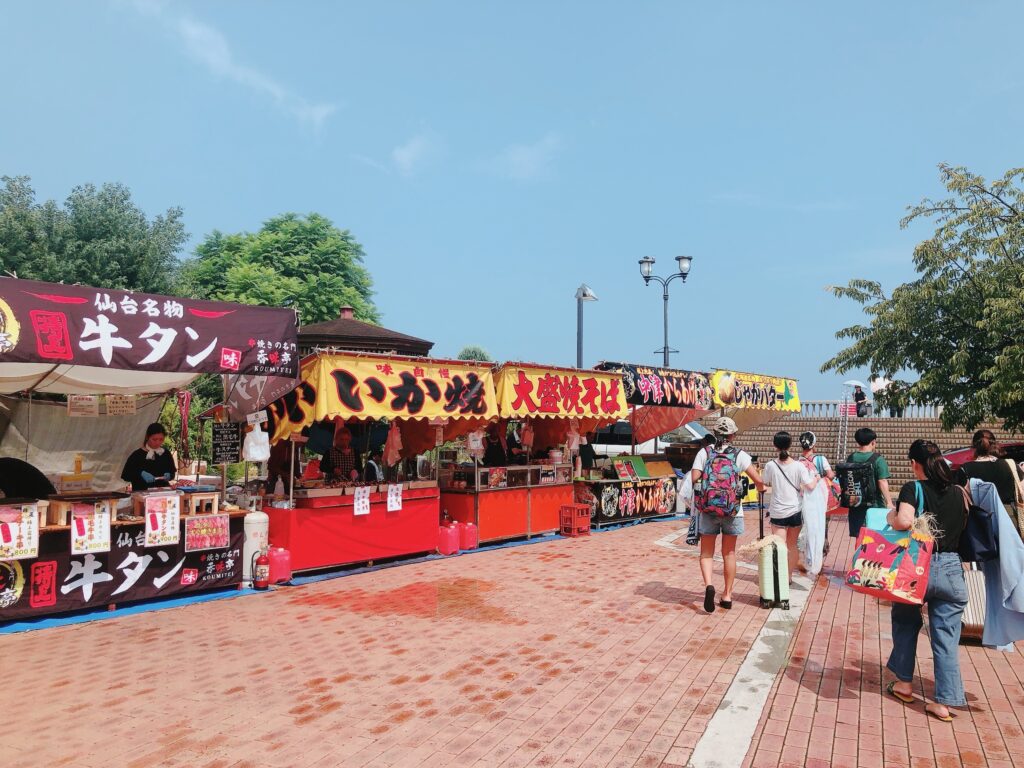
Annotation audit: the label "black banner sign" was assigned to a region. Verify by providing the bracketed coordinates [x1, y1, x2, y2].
[0, 517, 243, 622]
[573, 478, 678, 525]
[211, 423, 242, 465]
[0, 278, 298, 377]
[597, 362, 713, 409]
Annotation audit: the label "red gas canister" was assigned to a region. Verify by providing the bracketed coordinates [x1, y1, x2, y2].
[459, 521, 478, 551]
[267, 546, 292, 584]
[438, 525, 459, 556]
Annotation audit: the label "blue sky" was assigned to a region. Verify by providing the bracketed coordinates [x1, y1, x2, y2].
[2, 1, 1022, 399]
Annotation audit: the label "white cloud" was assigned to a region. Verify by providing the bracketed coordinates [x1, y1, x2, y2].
[391, 135, 434, 177]
[125, 1, 336, 130]
[491, 133, 561, 181]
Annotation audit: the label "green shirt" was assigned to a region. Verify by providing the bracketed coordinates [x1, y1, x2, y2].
[850, 451, 891, 480]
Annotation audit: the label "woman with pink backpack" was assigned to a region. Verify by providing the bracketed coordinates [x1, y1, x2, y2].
[691, 417, 765, 613]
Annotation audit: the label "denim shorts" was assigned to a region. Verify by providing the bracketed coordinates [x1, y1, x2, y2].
[699, 512, 744, 536]
[771, 512, 803, 528]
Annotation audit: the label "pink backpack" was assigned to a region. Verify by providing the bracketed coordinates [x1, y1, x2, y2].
[695, 446, 743, 517]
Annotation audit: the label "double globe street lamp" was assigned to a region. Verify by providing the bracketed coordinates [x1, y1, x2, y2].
[638, 255, 694, 367]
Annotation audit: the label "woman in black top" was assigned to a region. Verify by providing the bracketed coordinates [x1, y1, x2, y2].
[121, 423, 177, 492]
[955, 429, 1023, 504]
[885, 440, 967, 722]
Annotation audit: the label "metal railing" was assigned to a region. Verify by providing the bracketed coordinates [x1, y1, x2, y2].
[798, 400, 943, 419]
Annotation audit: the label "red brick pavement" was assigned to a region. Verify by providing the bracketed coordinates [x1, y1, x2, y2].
[3, 512, 775, 768]
[743, 516, 1024, 768]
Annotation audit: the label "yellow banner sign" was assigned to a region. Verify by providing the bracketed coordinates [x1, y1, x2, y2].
[494, 364, 629, 420]
[711, 370, 800, 411]
[267, 354, 498, 441]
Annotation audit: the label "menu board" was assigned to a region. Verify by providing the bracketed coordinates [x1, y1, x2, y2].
[144, 494, 181, 547]
[70, 502, 112, 555]
[184, 514, 230, 552]
[0, 504, 39, 560]
[386, 484, 403, 512]
[67, 395, 100, 418]
[354, 486, 372, 516]
[211, 423, 242, 465]
[105, 394, 137, 416]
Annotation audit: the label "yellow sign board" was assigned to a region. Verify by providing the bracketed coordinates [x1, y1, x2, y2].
[710, 370, 800, 411]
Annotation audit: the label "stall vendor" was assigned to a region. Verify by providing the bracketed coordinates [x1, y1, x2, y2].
[579, 432, 598, 470]
[0, 457, 57, 499]
[265, 439, 300, 494]
[482, 423, 508, 467]
[121, 423, 177, 492]
[321, 426, 362, 480]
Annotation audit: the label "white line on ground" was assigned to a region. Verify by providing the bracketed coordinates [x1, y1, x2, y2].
[686, 569, 813, 768]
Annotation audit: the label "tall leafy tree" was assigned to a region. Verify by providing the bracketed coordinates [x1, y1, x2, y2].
[823, 164, 1024, 430]
[181, 213, 379, 324]
[0, 175, 186, 293]
[457, 345, 492, 362]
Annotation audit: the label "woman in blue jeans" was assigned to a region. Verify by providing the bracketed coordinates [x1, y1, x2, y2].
[885, 439, 968, 721]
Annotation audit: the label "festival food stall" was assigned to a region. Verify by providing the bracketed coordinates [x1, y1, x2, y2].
[262, 351, 497, 571]
[0, 278, 298, 621]
[439, 362, 628, 542]
[577, 363, 715, 527]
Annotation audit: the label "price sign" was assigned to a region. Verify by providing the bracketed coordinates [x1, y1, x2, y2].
[67, 395, 99, 418]
[211, 423, 242, 465]
[105, 395, 137, 416]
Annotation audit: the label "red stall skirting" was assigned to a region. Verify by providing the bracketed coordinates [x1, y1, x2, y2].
[268, 489, 439, 571]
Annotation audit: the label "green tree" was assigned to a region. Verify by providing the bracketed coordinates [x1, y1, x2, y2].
[457, 345, 492, 362]
[822, 164, 1024, 430]
[0, 175, 186, 293]
[181, 213, 379, 324]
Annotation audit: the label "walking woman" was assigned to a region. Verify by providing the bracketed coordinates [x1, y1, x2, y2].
[886, 440, 967, 721]
[691, 417, 765, 613]
[955, 429, 1024, 506]
[761, 432, 818, 583]
[797, 431, 834, 573]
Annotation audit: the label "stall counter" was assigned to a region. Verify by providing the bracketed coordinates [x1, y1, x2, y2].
[267, 486, 439, 571]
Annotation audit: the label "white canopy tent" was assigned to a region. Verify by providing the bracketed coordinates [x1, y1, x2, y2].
[0, 363, 198, 396]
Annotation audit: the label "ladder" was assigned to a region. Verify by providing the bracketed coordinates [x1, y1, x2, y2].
[835, 392, 850, 465]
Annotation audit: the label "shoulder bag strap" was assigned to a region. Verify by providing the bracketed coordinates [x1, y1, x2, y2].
[772, 461, 802, 492]
[914, 480, 925, 517]
[1004, 458, 1024, 505]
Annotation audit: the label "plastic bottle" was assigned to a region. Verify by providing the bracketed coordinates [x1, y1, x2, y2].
[274, 477, 285, 498]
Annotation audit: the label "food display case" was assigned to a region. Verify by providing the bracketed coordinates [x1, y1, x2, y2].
[438, 462, 574, 543]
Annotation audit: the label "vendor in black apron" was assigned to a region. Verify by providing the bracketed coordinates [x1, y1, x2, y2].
[121, 423, 177, 492]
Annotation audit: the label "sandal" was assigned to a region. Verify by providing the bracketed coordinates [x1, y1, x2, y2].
[718, 599, 733, 610]
[925, 704, 955, 722]
[886, 681, 915, 704]
[703, 585, 716, 613]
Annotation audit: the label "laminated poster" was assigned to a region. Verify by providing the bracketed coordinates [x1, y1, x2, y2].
[354, 485, 372, 516]
[387, 484, 403, 512]
[144, 494, 181, 547]
[0, 504, 39, 560]
[184, 514, 230, 552]
[70, 502, 111, 555]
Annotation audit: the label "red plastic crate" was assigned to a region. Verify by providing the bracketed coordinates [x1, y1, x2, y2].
[559, 503, 591, 537]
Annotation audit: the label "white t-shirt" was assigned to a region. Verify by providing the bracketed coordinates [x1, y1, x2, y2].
[691, 445, 753, 513]
[763, 459, 814, 519]
[804, 454, 832, 477]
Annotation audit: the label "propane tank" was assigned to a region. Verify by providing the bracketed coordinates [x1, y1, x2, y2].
[252, 549, 270, 591]
[242, 510, 269, 587]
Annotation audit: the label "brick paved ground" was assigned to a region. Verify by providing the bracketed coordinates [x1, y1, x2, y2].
[3, 513, 774, 768]
[743, 516, 1024, 768]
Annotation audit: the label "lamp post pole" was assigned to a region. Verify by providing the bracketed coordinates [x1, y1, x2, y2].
[638, 255, 693, 368]
[575, 284, 598, 368]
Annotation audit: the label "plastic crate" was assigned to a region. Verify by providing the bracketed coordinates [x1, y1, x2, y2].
[559, 503, 591, 537]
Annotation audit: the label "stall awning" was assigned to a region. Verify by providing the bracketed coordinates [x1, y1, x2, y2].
[595, 362, 714, 410]
[266, 352, 499, 443]
[493, 363, 628, 421]
[0, 277, 299, 394]
[710, 370, 800, 411]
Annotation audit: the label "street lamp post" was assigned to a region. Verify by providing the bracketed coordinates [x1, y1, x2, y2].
[575, 284, 598, 368]
[638, 255, 693, 367]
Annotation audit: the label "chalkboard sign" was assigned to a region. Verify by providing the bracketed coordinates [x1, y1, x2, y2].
[211, 423, 242, 465]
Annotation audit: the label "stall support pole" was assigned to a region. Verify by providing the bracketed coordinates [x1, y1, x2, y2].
[289, 439, 296, 509]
